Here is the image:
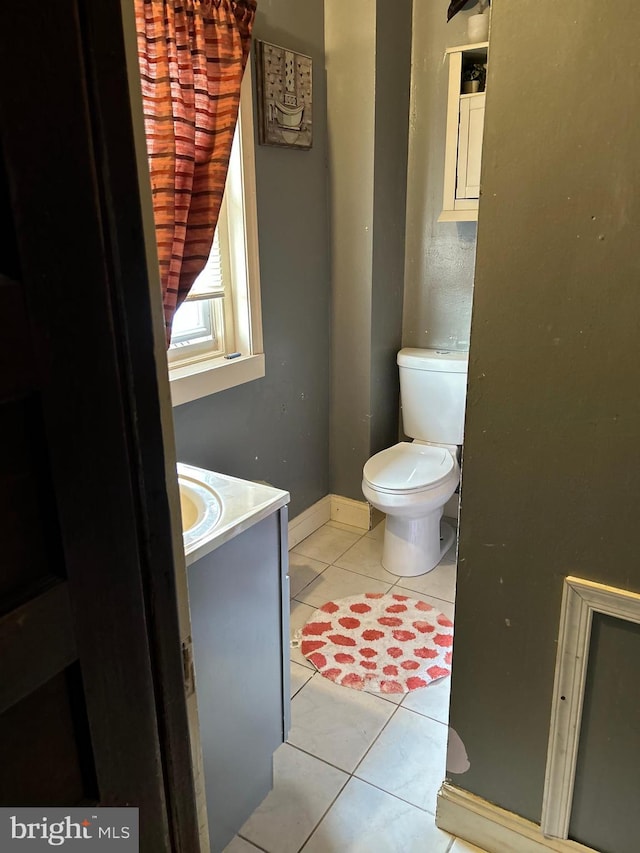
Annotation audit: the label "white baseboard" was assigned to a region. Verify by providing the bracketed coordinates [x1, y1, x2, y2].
[289, 490, 456, 551]
[436, 783, 597, 853]
[288, 494, 377, 550]
[330, 495, 371, 530]
[287, 496, 331, 550]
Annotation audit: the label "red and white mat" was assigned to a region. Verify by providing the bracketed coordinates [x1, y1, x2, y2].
[298, 592, 453, 694]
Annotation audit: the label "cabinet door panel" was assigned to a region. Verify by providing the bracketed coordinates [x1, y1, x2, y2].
[456, 93, 486, 200]
[188, 512, 289, 852]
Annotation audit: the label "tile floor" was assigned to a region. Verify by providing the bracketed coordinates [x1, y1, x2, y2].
[223, 518, 486, 853]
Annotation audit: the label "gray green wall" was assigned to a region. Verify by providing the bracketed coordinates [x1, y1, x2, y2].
[173, 0, 330, 518]
[325, 1, 376, 503]
[570, 615, 640, 852]
[326, 0, 412, 501]
[402, 2, 476, 351]
[449, 0, 640, 846]
[370, 1, 413, 453]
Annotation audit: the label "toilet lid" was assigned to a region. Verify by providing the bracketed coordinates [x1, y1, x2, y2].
[363, 442, 455, 494]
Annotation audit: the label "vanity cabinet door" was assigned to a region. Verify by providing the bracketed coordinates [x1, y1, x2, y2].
[456, 93, 486, 200]
[187, 508, 289, 852]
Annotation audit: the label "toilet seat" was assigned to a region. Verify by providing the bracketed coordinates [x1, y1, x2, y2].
[363, 442, 455, 495]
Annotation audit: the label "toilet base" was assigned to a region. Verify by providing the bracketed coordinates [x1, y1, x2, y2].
[382, 512, 455, 577]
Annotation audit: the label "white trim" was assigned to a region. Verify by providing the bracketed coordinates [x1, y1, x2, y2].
[288, 495, 378, 550]
[236, 69, 263, 356]
[444, 41, 489, 54]
[169, 70, 264, 407]
[288, 496, 331, 550]
[441, 49, 462, 217]
[437, 209, 479, 223]
[170, 353, 265, 406]
[330, 495, 371, 530]
[542, 577, 640, 839]
[437, 783, 597, 853]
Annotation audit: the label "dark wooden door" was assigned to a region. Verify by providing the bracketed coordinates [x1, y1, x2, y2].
[0, 2, 198, 851]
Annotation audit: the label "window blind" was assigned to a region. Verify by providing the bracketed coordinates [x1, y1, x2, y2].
[185, 228, 225, 301]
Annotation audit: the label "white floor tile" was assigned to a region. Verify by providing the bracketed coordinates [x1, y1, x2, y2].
[290, 600, 320, 669]
[295, 565, 392, 609]
[401, 675, 451, 724]
[302, 777, 453, 853]
[334, 535, 399, 585]
[222, 836, 263, 853]
[385, 547, 457, 603]
[367, 685, 404, 706]
[355, 707, 448, 814]
[289, 552, 329, 599]
[239, 743, 348, 853]
[235, 516, 461, 853]
[366, 519, 386, 541]
[450, 839, 490, 853]
[392, 587, 455, 622]
[293, 526, 361, 565]
[288, 674, 396, 773]
[291, 661, 314, 698]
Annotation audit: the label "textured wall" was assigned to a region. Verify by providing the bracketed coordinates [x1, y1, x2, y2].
[173, 0, 330, 518]
[327, 0, 411, 500]
[449, 0, 640, 838]
[370, 1, 413, 455]
[402, 2, 476, 351]
[325, 0, 376, 500]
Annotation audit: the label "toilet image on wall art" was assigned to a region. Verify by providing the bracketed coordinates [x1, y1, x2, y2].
[256, 40, 313, 149]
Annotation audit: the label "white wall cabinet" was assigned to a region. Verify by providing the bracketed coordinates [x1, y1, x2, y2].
[440, 42, 488, 222]
[456, 92, 485, 200]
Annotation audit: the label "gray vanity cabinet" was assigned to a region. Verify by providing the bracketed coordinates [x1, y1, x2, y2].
[187, 507, 290, 853]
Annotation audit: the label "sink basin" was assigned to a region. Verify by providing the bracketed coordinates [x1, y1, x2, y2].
[177, 461, 290, 562]
[179, 485, 201, 533]
[178, 475, 222, 543]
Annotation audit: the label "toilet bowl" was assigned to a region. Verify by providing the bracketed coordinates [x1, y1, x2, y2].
[362, 441, 458, 577]
[361, 347, 468, 578]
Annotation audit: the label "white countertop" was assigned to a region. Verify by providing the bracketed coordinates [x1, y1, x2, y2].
[178, 462, 290, 566]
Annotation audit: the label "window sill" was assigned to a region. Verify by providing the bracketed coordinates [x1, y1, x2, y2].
[169, 353, 265, 406]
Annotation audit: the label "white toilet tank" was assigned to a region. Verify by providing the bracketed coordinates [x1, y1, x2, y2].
[398, 348, 469, 445]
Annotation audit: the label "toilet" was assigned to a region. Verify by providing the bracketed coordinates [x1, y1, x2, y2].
[362, 348, 468, 577]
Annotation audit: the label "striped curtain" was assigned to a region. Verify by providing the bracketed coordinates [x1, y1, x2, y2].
[135, 0, 257, 345]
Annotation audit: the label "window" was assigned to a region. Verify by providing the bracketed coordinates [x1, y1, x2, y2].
[168, 71, 264, 406]
[168, 211, 231, 365]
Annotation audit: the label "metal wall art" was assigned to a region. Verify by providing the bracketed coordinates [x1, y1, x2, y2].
[255, 40, 313, 150]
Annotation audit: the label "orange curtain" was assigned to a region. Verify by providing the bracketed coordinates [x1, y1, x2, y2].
[135, 0, 257, 345]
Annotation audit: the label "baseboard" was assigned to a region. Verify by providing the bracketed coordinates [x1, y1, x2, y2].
[288, 494, 378, 550]
[287, 496, 331, 550]
[330, 495, 372, 530]
[443, 492, 460, 520]
[436, 783, 597, 853]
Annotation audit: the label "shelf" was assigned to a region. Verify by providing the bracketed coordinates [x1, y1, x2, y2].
[444, 41, 488, 55]
[438, 209, 479, 223]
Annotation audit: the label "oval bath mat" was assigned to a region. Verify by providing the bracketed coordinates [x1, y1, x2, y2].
[299, 592, 453, 694]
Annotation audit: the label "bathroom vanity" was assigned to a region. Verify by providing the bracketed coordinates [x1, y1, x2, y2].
[180, 464, 290, 852]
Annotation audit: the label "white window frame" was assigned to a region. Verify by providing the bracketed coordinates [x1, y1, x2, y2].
[169, 70, 264, 406]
